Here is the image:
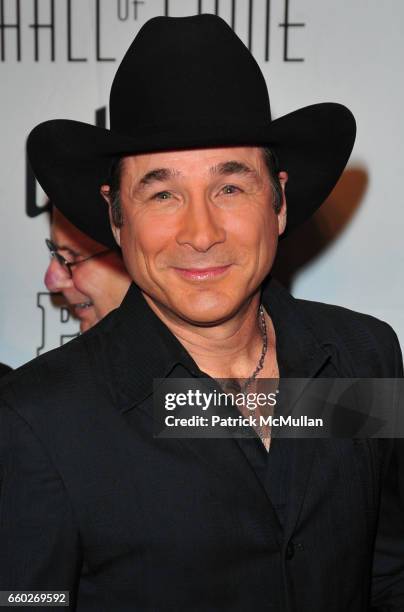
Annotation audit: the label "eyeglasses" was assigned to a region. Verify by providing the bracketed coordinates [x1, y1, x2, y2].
[45, 239, 112, 278]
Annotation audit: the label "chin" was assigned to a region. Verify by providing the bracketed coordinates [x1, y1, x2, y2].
[79, 317, 97, 333]
[172, 293, 238, 326]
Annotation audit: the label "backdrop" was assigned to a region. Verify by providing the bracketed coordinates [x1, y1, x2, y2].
[1, 0, 403, 368]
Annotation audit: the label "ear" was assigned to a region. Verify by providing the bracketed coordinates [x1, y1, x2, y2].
[277, 171, 288, 236]
[100, 184, 121, 247]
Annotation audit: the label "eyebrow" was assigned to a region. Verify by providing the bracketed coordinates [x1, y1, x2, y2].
[209, 160, 259, 179]
[135, 160, 258, 192]
[138, 168, 181, 188]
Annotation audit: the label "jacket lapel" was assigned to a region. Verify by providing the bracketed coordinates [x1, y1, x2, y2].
[282, 438, 317, 541]
[261, 278, 340, 538]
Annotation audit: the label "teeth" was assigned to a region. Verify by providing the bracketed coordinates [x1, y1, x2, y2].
[75, 302, 93, 310]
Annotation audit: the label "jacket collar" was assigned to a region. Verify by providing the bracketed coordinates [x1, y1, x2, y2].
[105, 276, 335, 412]
[261, 276, 334, 378]
[104, 281, 199, 410]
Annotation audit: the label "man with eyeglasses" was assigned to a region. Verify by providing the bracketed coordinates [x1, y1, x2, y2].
[44, 206, 131, 332]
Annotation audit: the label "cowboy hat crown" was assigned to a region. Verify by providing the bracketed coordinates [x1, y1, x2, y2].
[110, 14, 271, 138]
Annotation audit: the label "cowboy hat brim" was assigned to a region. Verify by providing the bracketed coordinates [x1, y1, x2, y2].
[27, 101, 356, 249]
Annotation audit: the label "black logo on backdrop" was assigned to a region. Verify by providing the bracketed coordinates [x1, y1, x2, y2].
[117, 0, 144, 21]
[36, 292, 79, 356]
[1, 0, 305, 63]
[0, 0, 115, 61]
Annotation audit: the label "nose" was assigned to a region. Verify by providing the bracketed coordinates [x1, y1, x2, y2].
[44, 258, 74, 292]
[176, 194, 226, 252]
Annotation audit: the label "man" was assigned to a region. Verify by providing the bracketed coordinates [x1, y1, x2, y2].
[45, 206, 131, 332]
[0, 14, 403, 611]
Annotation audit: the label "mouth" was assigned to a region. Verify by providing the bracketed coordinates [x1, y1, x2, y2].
[172, 264, 232, 281]
[72, 300, 94, 314]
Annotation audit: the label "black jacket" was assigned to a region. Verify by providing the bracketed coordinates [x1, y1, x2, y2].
[0, 277, 403, 611]
[0, 363, 12, 378]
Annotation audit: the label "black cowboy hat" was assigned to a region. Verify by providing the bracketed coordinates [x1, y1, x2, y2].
[27, 14, 356, 249]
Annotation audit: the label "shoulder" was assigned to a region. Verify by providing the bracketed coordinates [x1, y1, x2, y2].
[296, 297, 403, 377]
[0, 362, 12, 377]
[0, 311, 124, 493]
[0, 307, 118, 424]
[297, 297, 399, 347]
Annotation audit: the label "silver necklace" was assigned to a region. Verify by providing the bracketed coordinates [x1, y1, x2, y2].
[239, 303, 268, 393]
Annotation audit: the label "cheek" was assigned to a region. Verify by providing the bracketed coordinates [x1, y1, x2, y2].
[120, 215, 174, 271]
[74, 264, 113, 295]
[227, 209, 278, 259]
[69, 269, 93, 296]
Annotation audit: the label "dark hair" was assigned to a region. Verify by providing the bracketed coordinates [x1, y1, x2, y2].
[107, 147, 282, 227]
[261, 147, 282, 213]
[108, 157, 125, 228]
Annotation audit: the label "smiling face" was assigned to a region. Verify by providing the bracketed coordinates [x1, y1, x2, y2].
[104, 146, 287, 327]
[44, 207, 131, 332]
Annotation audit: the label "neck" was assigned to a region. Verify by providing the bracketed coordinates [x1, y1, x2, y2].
[142, 289, 273, 379]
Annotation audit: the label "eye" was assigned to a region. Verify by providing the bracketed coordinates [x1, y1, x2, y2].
[152, 191, 172, 201]
[58, 248, 77, 264]
[221, 184, 242, 195]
